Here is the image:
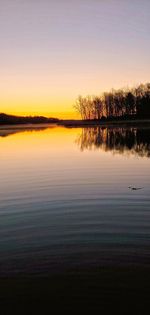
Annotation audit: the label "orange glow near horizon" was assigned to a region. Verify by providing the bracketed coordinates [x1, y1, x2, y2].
[1, 108, 80, 120]
[1, 75, 150, 119]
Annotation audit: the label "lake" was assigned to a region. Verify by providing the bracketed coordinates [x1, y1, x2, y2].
[0, 125, 150, 312]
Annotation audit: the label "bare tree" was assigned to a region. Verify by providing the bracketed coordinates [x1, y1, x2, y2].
[74, 83, 150, 120]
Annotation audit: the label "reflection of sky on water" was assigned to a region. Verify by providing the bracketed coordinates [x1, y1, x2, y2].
[0, 126, 150, 275]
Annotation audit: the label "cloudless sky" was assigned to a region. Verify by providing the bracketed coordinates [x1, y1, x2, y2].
[0, 0, 150, 118]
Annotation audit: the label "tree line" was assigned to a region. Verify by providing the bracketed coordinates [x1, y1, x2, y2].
[0, 113, 59, 125]
[74, 83, 150, 120]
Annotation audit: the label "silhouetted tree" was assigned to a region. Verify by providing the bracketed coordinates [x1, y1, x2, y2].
[74, 83, 150, 120]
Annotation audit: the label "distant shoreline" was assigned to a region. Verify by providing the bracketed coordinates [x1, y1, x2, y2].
[0, 119, 150, 130]
[0, 112, 150, 129]
[0, 123, 56, 130]
[59, 118, 150, 128]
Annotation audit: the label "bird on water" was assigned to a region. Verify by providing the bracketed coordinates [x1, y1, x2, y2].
[128, 186, 143, 191]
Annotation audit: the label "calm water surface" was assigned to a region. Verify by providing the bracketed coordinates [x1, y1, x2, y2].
[0, 126, 150, 275]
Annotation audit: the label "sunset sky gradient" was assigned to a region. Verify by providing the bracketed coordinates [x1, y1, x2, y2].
[0, 0, 150, 118]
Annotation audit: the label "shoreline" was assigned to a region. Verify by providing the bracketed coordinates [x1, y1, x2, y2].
[0, 119, 150, 130]
[59, 118, 150, 128]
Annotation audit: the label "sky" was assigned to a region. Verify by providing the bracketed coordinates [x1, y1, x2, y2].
[0, 0, 150, 118]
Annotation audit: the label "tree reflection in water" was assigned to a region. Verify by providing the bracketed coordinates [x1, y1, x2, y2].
[76, 127, 150, 158]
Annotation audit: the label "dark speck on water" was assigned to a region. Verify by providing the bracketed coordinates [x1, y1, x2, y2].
[128, 186, 143, 190]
